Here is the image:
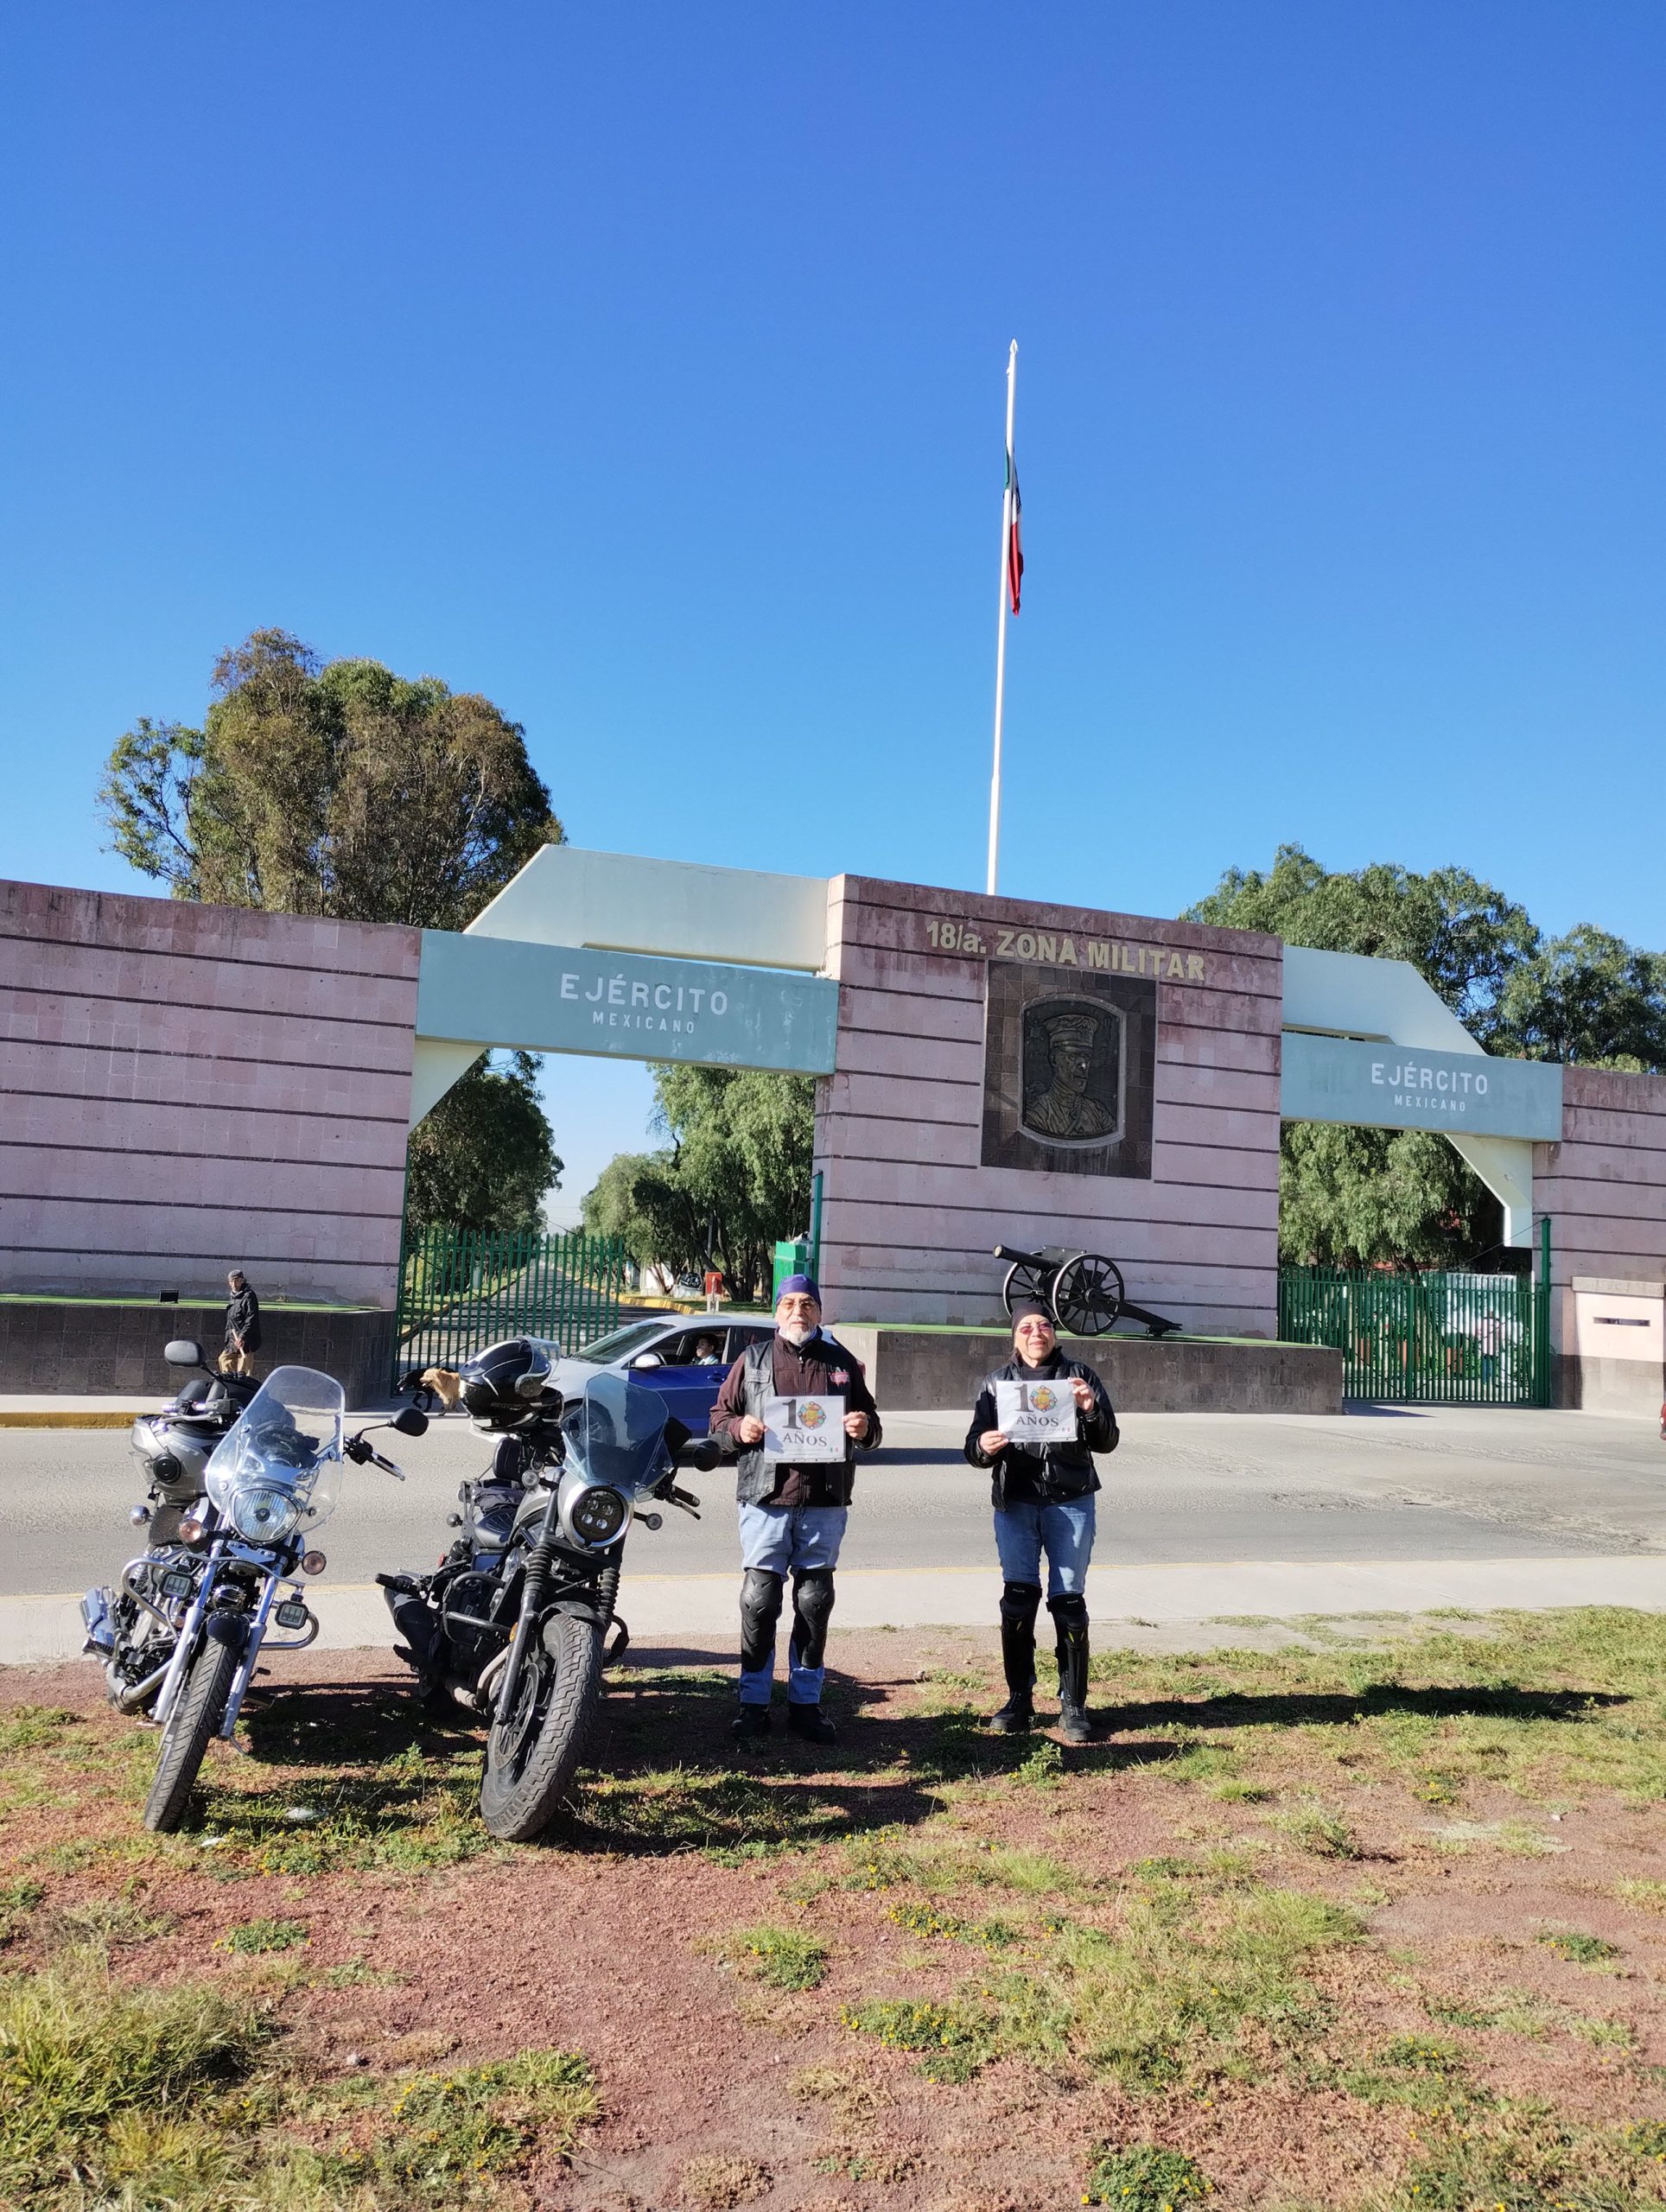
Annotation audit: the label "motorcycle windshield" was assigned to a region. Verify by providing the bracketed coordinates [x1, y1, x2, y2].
[203, 1364, 347, 1533]
[560, 1370, 670, 1496]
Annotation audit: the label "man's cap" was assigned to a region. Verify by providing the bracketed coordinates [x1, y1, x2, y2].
[1010, 1298, 1053, 1330]
[777, 1273, 822, 1305]
[1042, 1011, 1097, 1049]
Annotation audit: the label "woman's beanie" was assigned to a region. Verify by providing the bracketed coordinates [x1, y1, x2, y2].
[1010, 1298, 1052, 1331]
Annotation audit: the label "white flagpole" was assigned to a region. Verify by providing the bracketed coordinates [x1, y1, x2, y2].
[985, 340, 1018, 897]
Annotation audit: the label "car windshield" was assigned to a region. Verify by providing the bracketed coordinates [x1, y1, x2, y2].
[203, 1364, 346, 1532]
[560, 1370, 670, 1495]
[573, 1319, 671, 1364]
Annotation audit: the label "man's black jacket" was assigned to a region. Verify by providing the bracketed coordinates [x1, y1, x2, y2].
[963, 1352, 1117, 1508]
[225, 1285, 262, 1351]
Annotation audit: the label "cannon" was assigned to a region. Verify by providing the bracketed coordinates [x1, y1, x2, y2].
[994, 1244, 1180, 1339]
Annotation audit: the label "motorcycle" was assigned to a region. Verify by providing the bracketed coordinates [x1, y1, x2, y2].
[81, 1338, 262, 1715]
[380, 1367, 714, 1843]
[135, 1363, 428, 1833]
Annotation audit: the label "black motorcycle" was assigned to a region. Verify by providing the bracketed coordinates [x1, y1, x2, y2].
[82, 1338, 260, 1715]
[382, 1353, 714, 1842]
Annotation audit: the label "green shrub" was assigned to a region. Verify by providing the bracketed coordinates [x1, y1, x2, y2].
[1537, 1928, 1620, 1967]
[1085, 2140, 1211, 2208]
[840, 1998, 993, 2082]
[218, 1917, 308, 1955]
[723, 1923, 829, 1991]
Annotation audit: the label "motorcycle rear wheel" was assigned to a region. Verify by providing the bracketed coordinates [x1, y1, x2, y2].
[478, 1612, 603, 1842]
[143, 1637, 236, 1832]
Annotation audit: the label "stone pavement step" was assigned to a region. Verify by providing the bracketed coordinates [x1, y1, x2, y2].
[10, 1554, 1666, 1669]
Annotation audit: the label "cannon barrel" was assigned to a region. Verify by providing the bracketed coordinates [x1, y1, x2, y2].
[993, 1243, 1043, 1265]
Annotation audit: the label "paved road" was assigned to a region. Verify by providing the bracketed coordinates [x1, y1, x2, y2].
[6, 1405, 1663, 1599]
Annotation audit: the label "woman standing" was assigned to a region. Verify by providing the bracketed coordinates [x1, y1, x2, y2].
[963, 1300, 1118, 1743]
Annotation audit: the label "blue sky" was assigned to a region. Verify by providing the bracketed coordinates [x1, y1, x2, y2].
[3, 4, 1663, 1216]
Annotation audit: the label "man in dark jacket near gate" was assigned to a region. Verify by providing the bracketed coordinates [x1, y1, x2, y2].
[710, 1274, 882, 1745]
[964, 1300, 1117, 1743]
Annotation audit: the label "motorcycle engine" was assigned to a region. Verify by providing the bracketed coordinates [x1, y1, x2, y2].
[440, 1569, 508, 1682]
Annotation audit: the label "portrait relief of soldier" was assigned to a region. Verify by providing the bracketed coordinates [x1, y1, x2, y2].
[981, 963, 1155, 1179]
[1021, 1002, 1123, 1145]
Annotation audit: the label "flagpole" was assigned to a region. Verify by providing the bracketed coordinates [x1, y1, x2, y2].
[986, 340, 1018, 897]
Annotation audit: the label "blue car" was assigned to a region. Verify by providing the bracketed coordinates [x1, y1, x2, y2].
[550, 1313, 774, 1434]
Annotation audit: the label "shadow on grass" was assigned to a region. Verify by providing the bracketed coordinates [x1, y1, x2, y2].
[1098, 1683, 1626, 1732]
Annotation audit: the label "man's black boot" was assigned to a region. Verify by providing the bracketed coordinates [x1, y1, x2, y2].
[1051, 1593, 1092, 1744]
[731, 1703, 772, 1743]
[785, 1702, 838, 1745]
[987, 1580, 1041, 1733]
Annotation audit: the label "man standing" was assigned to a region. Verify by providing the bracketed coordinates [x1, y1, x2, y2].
[710, 1274, 881, 1745]
[221, 1269, 262, 1376]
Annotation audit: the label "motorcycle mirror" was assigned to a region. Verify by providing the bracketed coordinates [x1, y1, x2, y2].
[390, 1407, 429, 1438]
[163, 1338, 206, 1368]
[687, 1438, 722, 1472]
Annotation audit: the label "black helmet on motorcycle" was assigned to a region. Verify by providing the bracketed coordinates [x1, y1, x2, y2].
[456, 1338, 556, 1429]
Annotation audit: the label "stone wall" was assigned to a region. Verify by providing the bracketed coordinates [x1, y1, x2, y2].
[0, 1299, 397, 1408]
[816, 875, 1283, 1334]
[1535, 1066, 1666, 1412]
[0, 879, 419, 1309]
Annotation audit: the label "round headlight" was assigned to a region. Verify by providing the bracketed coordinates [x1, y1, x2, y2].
[568, 1485, 626, 1546]
[228, 1485, 302, 1542]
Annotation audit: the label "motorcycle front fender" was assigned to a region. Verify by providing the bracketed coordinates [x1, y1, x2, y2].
[205, 1611, 251, 1655]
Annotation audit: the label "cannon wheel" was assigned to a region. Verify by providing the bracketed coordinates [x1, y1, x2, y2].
[1002, 1257, 1053, 1319]
[1051, 1253, 1126, 1338]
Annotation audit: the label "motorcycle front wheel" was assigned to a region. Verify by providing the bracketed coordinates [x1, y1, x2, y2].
[478, 1611, 603, 1842]
[143, 1637, 237, 1833]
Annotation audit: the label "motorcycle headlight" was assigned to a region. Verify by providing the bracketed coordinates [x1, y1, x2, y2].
[567, 1485, 626, 1547]
[227, 1485, 302, 1543]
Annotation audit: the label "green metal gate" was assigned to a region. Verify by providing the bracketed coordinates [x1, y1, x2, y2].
[393, 1224, 628, 1382]
[1278, 1263, 1550, 1406]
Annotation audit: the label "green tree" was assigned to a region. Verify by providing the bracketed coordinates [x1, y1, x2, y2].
[583, 1065, 814, 1297]
[99, 628, 561, 927]
[404, 1053, 563, 1237]
[1493, 925, 1666, 1071]
[99, 629, 566, 1231]
[1186, 844, 1665, 1262]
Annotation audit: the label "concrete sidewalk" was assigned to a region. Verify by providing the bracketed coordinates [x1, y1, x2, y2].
[12, 1553, 1665, 1669]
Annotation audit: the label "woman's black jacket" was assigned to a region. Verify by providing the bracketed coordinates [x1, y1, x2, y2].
[963, 1355, 1118, 1508]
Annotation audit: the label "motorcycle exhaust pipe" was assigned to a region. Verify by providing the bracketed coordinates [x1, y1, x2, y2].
[114, 1658, 172, 1713]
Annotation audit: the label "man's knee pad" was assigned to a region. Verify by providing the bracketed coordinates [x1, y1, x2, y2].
[740, 1568, 784, 1666]
[1000, 1580, 1043, 1630]
[791, 1568, 836, 1669]
[1047, 1591, 1089, 1629]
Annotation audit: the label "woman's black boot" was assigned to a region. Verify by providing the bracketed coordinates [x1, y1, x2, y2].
[987, 1580, 1041, 1733]
[1050, 1593, 1092, 1744]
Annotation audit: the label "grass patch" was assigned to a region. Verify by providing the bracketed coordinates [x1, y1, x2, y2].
[840, 1997, 995, 2082]
[0, 1882, 45, 1947]
[718, 1923, 829, 1991]
[0, 1707, 78, 1756]
[218, 1917, 308, 1955]
[1615, 1878, 1666, 1915]
[678, 2152, 771, 2207]
[323, 2048, 599, 2203]
[1085, 2140, 1211, 2208]
[1537, 1927, 1621, 1968]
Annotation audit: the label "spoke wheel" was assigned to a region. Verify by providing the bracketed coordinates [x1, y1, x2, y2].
[1002, 1261, 1052, 1319]
[143, 1637, 236, 1833]
[1051, 1254, 1125, 1338]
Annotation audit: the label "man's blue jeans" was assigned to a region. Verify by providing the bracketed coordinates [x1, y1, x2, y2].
[737, 1502, 847, 1706]
[992, 1494, 1096, 1599]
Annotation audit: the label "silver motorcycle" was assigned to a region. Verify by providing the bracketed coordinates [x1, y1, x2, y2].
[138, 1364, 426, 1833]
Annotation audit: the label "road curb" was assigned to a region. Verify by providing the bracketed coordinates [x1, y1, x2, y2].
[0, 1412, 140, 1429]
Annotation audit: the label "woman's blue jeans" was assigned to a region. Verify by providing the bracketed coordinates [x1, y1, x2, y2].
[992, 1494, 1096, 1599]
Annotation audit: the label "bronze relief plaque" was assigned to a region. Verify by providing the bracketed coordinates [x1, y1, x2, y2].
[982, 963, 1155, 1177]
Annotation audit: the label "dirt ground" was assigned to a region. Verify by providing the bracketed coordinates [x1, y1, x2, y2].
[6, 1613, 1666, 2211]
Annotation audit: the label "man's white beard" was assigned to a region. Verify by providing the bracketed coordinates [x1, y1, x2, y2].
[779, 1319, 816, 1346]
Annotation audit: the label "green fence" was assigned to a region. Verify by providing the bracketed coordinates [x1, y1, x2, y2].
[393, 1225, 628, 1382]
[1278, 1265, 1550, 1406]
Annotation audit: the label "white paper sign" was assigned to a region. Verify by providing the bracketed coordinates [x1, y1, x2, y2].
[763, 1394, 846, 1462]
[995, 1376, 1079, 1446]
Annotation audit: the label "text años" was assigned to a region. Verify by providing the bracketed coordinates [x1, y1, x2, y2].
[925, 916, 1205, 982]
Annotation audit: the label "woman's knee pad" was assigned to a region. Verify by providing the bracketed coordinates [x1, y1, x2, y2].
[1047, 1590, 1089, 1627]
[1000, 1580, 1043, 1628]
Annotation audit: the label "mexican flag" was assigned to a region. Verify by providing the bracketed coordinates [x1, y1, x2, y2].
[1006, 445, 1023, 614]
